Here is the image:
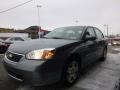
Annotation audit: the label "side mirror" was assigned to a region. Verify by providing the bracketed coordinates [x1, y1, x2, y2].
[84, 36, 96, 41]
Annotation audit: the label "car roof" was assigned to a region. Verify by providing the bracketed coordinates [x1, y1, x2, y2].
[54, 26, 94, 31]
[58, 26, 93, 28]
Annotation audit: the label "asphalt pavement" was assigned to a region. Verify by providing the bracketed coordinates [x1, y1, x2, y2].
[0, 46, 120, 90]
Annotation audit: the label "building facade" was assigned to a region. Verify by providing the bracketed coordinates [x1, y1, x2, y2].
[15, 26, 50, 39]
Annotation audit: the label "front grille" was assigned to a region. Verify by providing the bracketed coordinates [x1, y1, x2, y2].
[7, 69, 23, 80]
[6, 51, 23, 62]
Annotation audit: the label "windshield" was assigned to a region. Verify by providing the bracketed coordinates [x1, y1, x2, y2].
[44, 26, 84, 40]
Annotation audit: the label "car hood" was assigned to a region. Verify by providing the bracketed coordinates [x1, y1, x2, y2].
[8, 39, 78, 54]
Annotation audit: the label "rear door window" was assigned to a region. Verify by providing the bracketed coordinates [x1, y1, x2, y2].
[94, 28, 104, 39]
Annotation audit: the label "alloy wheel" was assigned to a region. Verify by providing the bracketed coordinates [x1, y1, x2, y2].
[66, 60, 79, 83]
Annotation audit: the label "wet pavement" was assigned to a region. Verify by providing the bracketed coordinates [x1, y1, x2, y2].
[0, 46, 120, 90]
[74, 54, 120, 90]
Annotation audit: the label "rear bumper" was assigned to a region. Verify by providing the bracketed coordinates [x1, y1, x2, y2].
[3, 56, 62, 86]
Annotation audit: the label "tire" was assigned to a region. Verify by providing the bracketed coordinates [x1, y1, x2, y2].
[61, 57, 80, 87]
[114, 79, 120, 90]
[100, 47, 107, 61]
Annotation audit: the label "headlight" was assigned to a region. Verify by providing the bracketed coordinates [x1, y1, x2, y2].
[26, 48, 55, 60]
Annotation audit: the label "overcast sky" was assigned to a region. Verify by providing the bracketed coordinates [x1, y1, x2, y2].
[0, 0, 120, 35]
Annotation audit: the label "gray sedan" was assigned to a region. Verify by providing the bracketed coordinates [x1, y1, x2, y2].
[3, 26, 108, 87]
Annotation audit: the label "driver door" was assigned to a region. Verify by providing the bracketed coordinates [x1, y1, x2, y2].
[82, 27, 97, 66]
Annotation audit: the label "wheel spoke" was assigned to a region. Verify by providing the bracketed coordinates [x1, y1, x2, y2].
[66, 60, 79, 83]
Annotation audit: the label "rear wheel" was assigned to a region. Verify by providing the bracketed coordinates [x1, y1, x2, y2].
[61, 57, 80, 87]
[100, 47, 107, 61]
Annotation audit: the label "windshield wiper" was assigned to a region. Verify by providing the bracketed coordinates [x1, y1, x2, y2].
[50, 37, 65, 39]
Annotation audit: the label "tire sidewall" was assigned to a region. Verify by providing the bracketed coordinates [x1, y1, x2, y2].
[61, 57, 80, 87]
[100, 47, 107, 61]
[103, 48, 107, 59]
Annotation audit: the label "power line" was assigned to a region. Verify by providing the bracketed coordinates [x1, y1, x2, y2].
[0, 0, 34, 14]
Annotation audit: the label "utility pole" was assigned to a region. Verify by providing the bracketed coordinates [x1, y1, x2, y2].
[37, 5, 42, 39]
[107, 24, 108, 37]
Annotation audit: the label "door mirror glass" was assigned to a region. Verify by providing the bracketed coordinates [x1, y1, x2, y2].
[85, 36, 96, 41]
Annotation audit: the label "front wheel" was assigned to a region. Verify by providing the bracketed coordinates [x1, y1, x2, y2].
[61, 58, 80, 87]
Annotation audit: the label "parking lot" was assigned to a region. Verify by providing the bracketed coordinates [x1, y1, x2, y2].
[0, 46, 120, 90]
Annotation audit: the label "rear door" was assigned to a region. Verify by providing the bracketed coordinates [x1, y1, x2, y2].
[94, 28, 105, 58]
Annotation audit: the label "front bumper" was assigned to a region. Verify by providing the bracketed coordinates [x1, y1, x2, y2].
[3, 53, 62, 86]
